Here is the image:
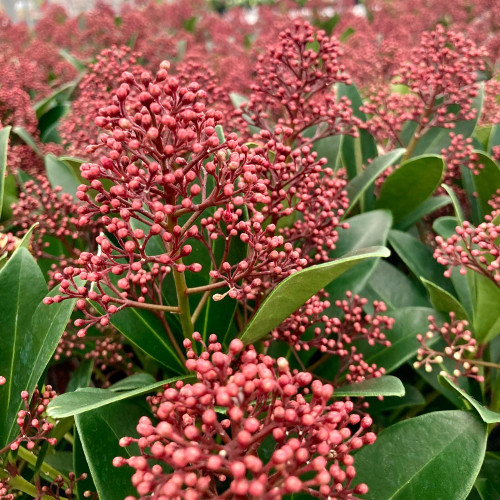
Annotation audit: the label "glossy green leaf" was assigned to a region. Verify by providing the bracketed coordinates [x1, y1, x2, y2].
[395, 195, 451, 231]
[367, 384, 425, 415]
[363, 307, 446, 374]
[440, 184, 464, 224]
[66, 359, 93, 393]
[361, 260, 429, 310]
[45, 154, 80, 197]
[420, 277, 469, 320]
[0, 126, 11, 219]
[325, 210, 392, 302]
[470, 273, 500, 344]
[470, 151, 500, 216]
[0, 247, 47, 447]
[239, 246, 390, 345]
[376, 155, 444, 222]
[104, 305, 185, 374]
[354, 410, 487, 500]
[75, 400, 145, 500]
[433, 215, 459, 239]
[108, 373, 157, 392]
[389, 229, 454, 294]
[333, 376, 404, 397]
[440, 376, 500, 424]
[47, 375, 191, 418]
[474, 452, 500, 500]
[74, 430, 96, 500]
[344, 149, 405, 216]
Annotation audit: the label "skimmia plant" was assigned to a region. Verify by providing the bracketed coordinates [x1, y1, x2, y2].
[0, 1, 500, 499]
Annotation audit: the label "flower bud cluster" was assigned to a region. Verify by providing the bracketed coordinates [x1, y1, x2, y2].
[241, 19, 361, 144]
[362, 25, 487, 147]
[55, 327, 134, 386]
[60, 45, 143, 159]
[5, 387, 57, 452]
[48, 60, 351, 334]
[115, 335, 375, 499]
[414, 313, 483, 382]
[273, 292, 393, 383]
[7, 176, 99, 270]
[434, 217, 500, 287]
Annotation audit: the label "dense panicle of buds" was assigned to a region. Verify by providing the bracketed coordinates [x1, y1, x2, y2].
[47, 61, 351, 335]
[272, 292, 392, 383]
[115, 335, 375, 499]
[395, 25, 486, 123]
[440, 133, 480, 183]
[55, 327, 134, 387]
[7, 176, 99, 266]
[241, 19, 361, 143]
[362, 25, 487, 148]
[60, 46, 144, 158]
[434, 216, 500, 287]
[2, 387, 57, 453]
[414, 314, 483, 382]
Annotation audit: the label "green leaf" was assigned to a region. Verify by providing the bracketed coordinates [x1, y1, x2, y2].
[108, 373, 157, 392]
[67, 359, 93, 393]
[0, 247, 47, 447]
[74, 430, 96, 500]
[470, 273, 500, 344]
[395, 195, 451, 231]
[420, 277, 469, 320]
[354, 410, 487, 500]
[388, 229, 455, 294]
[474, 452, 500, 500]
[103, 305, 185, 374]
[440, 184, 464, 224]
[375, 155, 444, 222]
[75, 400, 145, 500]
[239, 246, 390, 345]
[433, 216, 459, 239]
[344, 149, 405, 216]
[11, 126, 42, 157]
[0, 126, 11, 220]
[367, 384, 425, 415]
[470, 150, 500, 216]
[47, 375, 191, 418]
[325, 210, 393, 301]
[33, 81, 77, 119]
[440, 376, 500, 424]
[230, 93, 248, 109]
[362, 260, 429, 310]
[333, 376, 404, 397]
[59, 49, 86, 72]
[45, 154, 80, 197]
[363, 307, 447, 374]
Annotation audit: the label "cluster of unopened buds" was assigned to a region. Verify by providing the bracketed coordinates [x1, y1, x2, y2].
[239, 19, 360, 144]
[8, 176, 98, 265]
[0, 478, 13, 500]
[362, 25, 486, 147]
[55, 328, 134, 385]
[46, 56, 351, 337]
[414, 314, 483, 382]
[1, 387, 57, 453]
[440, 133, 480, 183]
[434, 217, 500, 287]
[272, 292, 393, 384]
[114, 334, 375, 499]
